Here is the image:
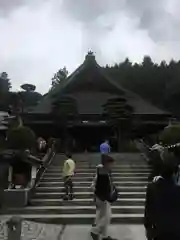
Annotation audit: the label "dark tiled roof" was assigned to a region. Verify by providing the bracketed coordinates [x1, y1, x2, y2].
[31, 53, 169, 116]
[31, 91, 167, 115]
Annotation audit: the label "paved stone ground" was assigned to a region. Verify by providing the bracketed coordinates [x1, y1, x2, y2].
[0, 219, 145, 240]
[62, 225, 145, 240]
[0, 219, 62, 240]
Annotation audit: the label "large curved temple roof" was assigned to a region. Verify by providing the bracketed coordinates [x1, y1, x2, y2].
[31, 52, 169, 116]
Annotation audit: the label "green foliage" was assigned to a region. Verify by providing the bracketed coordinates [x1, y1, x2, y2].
[52, 67, 68, 88]
[21, 84, 36, 92]
[102, 97, 133, 125]
[9, 116, 23, 129]
[104, 57, 180, 117]
[8, 92, 22, 114]
[8, 87, 42, 112]
[0, 136, 7, 151]
[160, 125, 180, 145]
[0, 72, 11, 92]
[0, 72, 12, 110]
[18, 91, 42, 108]
[7, 126, 36, 150]
[123, 141, 139, 152]
[52, 95, 78, 121]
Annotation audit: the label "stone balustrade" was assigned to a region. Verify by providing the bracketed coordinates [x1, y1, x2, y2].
[1, 142, 56, 208]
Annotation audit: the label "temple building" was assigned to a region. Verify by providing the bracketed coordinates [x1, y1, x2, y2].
[23, 52, 170, 152]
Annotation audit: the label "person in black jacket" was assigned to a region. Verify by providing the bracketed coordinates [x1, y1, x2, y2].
[144, 161, 180, 240]
[91, 155, 115, 240]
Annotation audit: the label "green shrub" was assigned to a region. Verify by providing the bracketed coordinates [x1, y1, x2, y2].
[9, 116, 23, 129]
[0, 136, 7, 151]
[160, 125, 180, 145]
[7, 126, 36, 150]
[123, 140, 139, 152]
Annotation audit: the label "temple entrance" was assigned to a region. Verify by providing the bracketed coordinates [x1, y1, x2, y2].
[69, 125, 117, 152]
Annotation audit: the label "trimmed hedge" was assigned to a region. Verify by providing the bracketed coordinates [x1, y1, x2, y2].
[7, 126, 36, 150]
[123, 141, 139, 152]
[160, 125, 180, 145]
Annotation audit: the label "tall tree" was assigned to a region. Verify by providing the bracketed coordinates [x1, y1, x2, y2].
[51, 67, 68, 88]
[51, 95, 78, 151]
[19, 84, 42, 108]
[0, 72, 12, 110]
[21, 84, 36, 92]
[103, 56, 180, 117]
[0, 72, 11, 92]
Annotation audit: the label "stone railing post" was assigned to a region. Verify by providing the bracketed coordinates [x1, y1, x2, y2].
[7, 216, 22, 240]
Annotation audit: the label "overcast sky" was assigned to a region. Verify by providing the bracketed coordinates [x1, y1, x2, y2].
[0, 0, 180, 93]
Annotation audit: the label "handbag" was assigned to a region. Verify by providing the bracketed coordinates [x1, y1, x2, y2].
[108, 173, 118, 203]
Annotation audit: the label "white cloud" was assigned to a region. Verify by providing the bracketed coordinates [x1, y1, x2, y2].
[0, 0, 180, 93]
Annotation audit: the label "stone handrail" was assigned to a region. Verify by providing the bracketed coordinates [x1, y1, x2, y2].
[3, 143, 56, 208]
[33, 144, 56, 189]
[135, 140, 152, 163]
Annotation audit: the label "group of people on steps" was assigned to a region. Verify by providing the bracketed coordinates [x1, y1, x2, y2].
[62, 140, 117, 240]
[62, 140, 180, 240]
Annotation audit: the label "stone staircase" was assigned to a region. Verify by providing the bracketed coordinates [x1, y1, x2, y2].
[1, 153, 151, 224]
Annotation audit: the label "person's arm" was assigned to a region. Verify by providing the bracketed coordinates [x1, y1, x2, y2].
[91, 166, 99, 190]
[62, 161, 68, 177]
[108, 144, 111, 153]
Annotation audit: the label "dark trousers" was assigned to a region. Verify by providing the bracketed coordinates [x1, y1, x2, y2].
[155, 237, 179, 240]
[154, 234, 180, 240]
[64, 176, 73, 195]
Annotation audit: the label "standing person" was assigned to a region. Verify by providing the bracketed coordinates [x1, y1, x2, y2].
[62, 153, 75, 200]
[144, 161, 180, 240]
[99, 140, 110, 166]
[91, 155, 118, 240]
[100, 140, 111, 155]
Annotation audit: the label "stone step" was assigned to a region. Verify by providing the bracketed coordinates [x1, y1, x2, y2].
[49, 162, 152, 169]
[31, 198, 145, 206]
[46, 169, 151, 173]
[0, 214, 144, 224]
[41, 176, 148, 181]
[34, 192, 146, 199]
[38, 181, 148, 187]
[52, 158, 144, 162]
[51, 163, 148, 167]
[48, 165, 151, 169]
[36, 186, 146, 193]
[43, 173, 150, 177]
[3, 206, 144, 215]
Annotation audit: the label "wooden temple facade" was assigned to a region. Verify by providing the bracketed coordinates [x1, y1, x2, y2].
[22, 52, 170, 152]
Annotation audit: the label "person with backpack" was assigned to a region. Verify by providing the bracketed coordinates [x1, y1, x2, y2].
[91, 155, 118, 240]
[144, 158, 180, 240]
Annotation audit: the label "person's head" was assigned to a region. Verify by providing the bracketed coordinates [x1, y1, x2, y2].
[102, 155, 114, 170]
[66, 153, 72, 159]
[104, 140, 108, 144]
[161, 164, 179, 180]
